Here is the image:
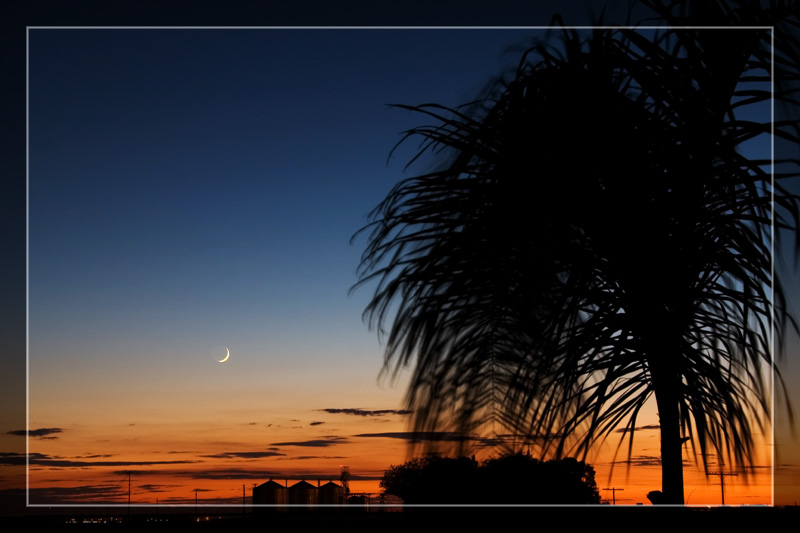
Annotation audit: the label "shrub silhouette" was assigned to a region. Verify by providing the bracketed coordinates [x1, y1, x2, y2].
[381, 453, 600, 504]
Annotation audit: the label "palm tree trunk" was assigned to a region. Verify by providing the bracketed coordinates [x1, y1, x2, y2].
[652, 365, 685, 505]
[655, 386, 685, 504]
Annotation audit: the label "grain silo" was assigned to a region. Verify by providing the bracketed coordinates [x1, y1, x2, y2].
[289, 480, 319, 507]
[319, 481, 344, 505]
[253, 479, 288, 512]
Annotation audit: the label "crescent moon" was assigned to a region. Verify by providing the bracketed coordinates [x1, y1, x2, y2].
[218, 347, 230, 363]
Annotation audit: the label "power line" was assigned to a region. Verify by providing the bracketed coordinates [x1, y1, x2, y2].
[603, 487, 624, 505]
[708, 471, 738, 505]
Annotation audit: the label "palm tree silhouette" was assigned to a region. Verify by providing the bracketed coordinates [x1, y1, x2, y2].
[354, 1, 800, 504]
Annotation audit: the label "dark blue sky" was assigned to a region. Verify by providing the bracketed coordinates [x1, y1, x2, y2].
[28, 29, 545, 376]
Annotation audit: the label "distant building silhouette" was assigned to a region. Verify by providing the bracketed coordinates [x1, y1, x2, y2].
[252, 479, 288, 512]
[252, 478, 348, 511]
[289, 480, 319, 507]
[319, 481, 345, 505]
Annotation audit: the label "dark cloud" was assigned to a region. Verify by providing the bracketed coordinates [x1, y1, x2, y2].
[200, 451, 286, 459]
[111, 470, 164, 477]
[270, 436, 349, 447]
[615, 425, 660, 434]
[6, 427, 63, 438]
[109, 467, 287, 482]
[169, 467, 382, 483]
[309, 421, 324, 426]
[346, 472, 385, 481]
[352, 431, 562, 449]
[739, 464, 771, 471]
[0, 452, 47, 465]
[28, 484, 124, 505]
[276, 455, 347, 461]
[611, 455, 664, 467]
[693, 451, 717, 460]
[176, 468, 283, 480]
[0, 452, 199, 468]
[47, 458, 200, 467]
[159, 494, 243, 505]
[320, 408, 412, 417]
[493, 433, 565, 441]
[136, 484, 171, 493]
[354, 431, 497, 444]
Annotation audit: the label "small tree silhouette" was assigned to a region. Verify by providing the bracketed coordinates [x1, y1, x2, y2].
[380, 456, 479, 504]
[481, 453, 601, 504]
[380, 453, 600, 504]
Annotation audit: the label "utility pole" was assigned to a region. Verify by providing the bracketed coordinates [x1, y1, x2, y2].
[603, 487, 624, 505]
[709, 471, 738, 505]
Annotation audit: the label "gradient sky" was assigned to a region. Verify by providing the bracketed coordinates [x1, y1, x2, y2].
[23, 27, 554, 506]
[3, 1, 799, 511]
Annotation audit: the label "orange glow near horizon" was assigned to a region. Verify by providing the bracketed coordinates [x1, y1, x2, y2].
[15, 343, 790, 508]
[20, 405, 778, 507]
[22, 449, 776, 507]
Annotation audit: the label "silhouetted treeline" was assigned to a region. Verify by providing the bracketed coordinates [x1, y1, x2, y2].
[380, 453, 600, 504]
